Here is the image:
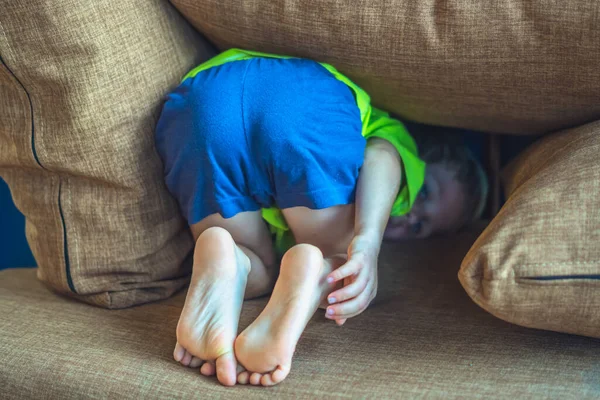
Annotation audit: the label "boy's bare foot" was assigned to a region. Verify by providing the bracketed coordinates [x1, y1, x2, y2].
[235, 244, 334, 386]
[174, 227, 250, 386]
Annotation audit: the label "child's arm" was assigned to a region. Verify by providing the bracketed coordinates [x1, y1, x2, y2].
[325, 137, 402, 324]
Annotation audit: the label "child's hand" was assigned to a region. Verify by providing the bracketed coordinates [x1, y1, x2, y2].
[324, 235, 379, 325]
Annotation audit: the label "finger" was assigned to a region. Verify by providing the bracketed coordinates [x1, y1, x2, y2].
[326, 290, 372, 319]
[326, 258, 362, 283]
[336, 318, 347, 326]
[327, 274, 369, 304]
[328, 308, 363, 321]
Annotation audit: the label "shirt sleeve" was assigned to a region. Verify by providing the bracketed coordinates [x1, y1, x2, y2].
[363, 107, 426, 216]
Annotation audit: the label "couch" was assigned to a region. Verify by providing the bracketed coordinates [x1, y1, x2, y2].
[1, 1, 600, 398]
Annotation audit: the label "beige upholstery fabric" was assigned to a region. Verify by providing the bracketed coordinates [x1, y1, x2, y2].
[460, 121, 600, 338]
[171, 0, 600, 135]
[0, 1, 215, 308]
[3, 228, 600, 399]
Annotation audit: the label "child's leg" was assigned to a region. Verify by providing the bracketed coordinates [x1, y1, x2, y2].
[190, 211, 278, 299]
[282, 204, 355, 256]
[235, 244, 345, 386]
[174, 210, 276, 387]
[233, 205, 354, 386]
[283, 204, 355, 311]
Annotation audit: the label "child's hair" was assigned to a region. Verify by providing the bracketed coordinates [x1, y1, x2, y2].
[408, 123, 489, 228]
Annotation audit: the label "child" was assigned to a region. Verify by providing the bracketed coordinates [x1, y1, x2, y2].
[155, 49, 488, 387]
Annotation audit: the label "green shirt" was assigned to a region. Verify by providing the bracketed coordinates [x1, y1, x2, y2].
[184, 48, 426, 253]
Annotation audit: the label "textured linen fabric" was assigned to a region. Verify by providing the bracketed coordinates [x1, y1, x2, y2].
[171, 0, 600, 135]
[0, 1, 215, 308]
[459, 120, 600, 338]
[2, 228, 600, 399]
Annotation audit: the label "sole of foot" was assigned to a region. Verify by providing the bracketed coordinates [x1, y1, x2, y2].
[174, 227, 250, 386]
[235, 244, 332, 386]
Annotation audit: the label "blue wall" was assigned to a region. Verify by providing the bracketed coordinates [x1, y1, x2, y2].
[0, 178, 36, 269]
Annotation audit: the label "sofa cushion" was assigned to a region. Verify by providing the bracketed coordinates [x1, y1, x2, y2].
[2, 228, 599, 398]
[171, 0, 600, 135]
[0, 1, 214, 307]
[459, 120, 600, 338]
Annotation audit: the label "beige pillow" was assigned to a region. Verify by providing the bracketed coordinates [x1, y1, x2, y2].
[459, 120, 600, 338]
[171, 0, 600, 135]
[0, 1, 214, 308]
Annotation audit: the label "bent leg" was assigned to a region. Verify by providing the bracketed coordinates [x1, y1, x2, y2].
[283, 205, 357, 326]
[282, 204, 355, 256]
[174, 226, 248, 386]
[235, 245, 345, 386]
[175, 211, 277, 386]
[190, 211, 278, 299]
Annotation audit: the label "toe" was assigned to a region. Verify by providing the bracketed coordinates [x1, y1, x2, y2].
[250, 372, 262, 385]
[216, 352, 238, 387]
[261, 374, 275, 386]
[271, 365, 290, 385]
[237, 371, 250, 385]
[200, 361, 216, 376]
[173, 342, 185, 362]
[181, 351, 192, 366]
[189, 357, 203, 368]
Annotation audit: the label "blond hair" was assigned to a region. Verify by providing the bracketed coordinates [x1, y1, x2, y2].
[409, 125, 489, 227]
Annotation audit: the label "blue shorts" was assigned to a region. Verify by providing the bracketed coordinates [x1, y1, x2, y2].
[155, 57, 365, 224]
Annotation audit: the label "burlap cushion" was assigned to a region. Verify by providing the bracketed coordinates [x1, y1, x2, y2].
[459, 120, 600, 338]
[170, 0, 600, 135]
[0, 1, 214, 308]
[6, 225, 600, 398]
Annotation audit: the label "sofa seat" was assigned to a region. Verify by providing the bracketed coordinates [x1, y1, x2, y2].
[2, 224, 599, 399]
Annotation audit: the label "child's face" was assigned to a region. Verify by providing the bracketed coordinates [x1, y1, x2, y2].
[384, 163, 466, 240]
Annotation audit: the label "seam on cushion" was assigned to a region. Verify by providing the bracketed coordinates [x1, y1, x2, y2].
[521, 275, 600, 280]
[58, 180, 76, 293]
[476, 261, 600, 282]
[514, 279, 600, 288]
[477, 270, 600, 282]
[477, 276, 600, 286]
[0, 54, 41, 167]
[0, 38, 76, 295]
[517, 260, 600, 267]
